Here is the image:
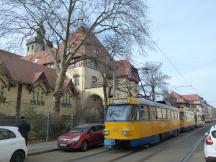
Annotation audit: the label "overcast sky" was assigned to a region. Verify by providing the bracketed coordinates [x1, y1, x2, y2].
[135, 0, 216, 106]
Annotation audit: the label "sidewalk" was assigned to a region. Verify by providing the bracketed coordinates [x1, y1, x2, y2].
[28, 141, 59, 156]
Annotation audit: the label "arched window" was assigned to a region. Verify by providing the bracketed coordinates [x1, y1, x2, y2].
[0, 85, 4, 98]
[62, 91, 72, 107]
[0, 85, 6, 103]
[31, 86, 45, 106]
[91, 76, 97, 88]
[73, 75, 80, 86]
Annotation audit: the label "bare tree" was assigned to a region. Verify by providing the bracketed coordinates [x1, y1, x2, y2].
[161, 86, 169, 100]
[91, 34, 133, 107]
[140, 62, 170, 101]
[0, 0, 150, 117]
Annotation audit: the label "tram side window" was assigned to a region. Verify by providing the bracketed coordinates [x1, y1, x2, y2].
[189, 113, 192, 119]
[140, 106, 149, 120]
[173, 111, 176, 119]
[129, 106, 138, 121]
[190, 112, 194, 119]
[185, 112, 189, 119]
[171, 111, 175, 119]
[190, 112, 194, 120]
[175, 111, 179, 119]
[180, 112, 184, 120]
[189, 112, 192, 119]
[156, 108, 163, 120]
[175, 111, 178, 119]
[188, 112, 191, 119]
[167, 110, 171, 119]
[162, 109, 167, 119]
[149, 107, 157, 120]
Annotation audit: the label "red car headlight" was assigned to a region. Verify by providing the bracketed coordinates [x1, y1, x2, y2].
[70, 136, 80, 142]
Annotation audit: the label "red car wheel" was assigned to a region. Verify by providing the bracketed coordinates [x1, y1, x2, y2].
[80, 141, 88, 151]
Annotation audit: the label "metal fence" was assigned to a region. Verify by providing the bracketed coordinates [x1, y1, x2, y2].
[0, 114, 78, 143]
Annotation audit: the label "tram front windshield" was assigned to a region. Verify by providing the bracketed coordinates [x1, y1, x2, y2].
[106, 105, 137, 121]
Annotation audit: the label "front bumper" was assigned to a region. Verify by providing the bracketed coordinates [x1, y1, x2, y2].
[104, 139, 115, 148]
[58, 141, 81, 150]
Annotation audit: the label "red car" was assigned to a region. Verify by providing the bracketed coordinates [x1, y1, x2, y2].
[58, 124, 104, 151]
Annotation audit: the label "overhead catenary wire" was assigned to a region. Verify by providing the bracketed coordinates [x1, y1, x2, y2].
[150, 38, 201, 95]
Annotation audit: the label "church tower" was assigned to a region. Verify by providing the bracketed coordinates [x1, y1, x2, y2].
[26, 24, 53, 55]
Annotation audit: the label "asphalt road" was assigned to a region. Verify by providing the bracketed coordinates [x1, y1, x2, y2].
[26, 125, 211, 162]
[189, 139, 206, 162]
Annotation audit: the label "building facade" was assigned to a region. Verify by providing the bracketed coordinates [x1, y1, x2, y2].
[0, 50, 77, 118]
[0, 26, 139, 120]
[22, 26, 139, 108]
[166, 91, 214, 122]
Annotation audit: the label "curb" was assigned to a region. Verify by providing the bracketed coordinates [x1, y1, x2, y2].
[28, 148, 60, 156]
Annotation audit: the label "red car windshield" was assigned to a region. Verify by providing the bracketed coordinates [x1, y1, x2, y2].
[70, 127, 89, 133]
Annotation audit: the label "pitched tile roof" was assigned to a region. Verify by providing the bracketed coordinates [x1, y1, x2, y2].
[167, 91, 189, 103]
[114, 60, 139, 83]
[167, 91, 203, 104]
[22, 51, 54, 65]
[22, 26, 110, 65]
[182, 94, 202, 102]
[0, 49, 57, 88]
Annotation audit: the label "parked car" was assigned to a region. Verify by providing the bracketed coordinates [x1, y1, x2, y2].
[58, 124, 104, 151]
[0, 126, 27, 162]
[204, 124, 216, 162]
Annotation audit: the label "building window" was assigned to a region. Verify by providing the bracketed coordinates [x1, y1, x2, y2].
[74, 61, 81, 68]
[91, 76, 97, 88]
[86, 60, 97, 69]
[90, 62, 97, 69]
[31, 86, 45, 106]
[61, 91, 72, 107]
[0, 85, 6, 103]
[73, 75, 80, 86]
[115, 79, 120, 89]
[72, 57, 82, 68]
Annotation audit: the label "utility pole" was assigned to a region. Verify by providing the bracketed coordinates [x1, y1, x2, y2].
[113, 72, 116, 97]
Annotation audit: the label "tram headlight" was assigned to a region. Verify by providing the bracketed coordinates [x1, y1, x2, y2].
[122, 129, 129, 136]
[103, 129, 110, 135]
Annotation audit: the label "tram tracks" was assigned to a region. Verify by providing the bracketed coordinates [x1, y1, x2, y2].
[134, 127, 207, 162]
[64, 126, 209, 162]
[180, 135, 205, 162]
[63, 149, 111, 162]
[107, 126, 207, 162]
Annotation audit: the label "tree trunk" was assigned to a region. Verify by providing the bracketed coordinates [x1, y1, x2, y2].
[102, 83, 108, 121]
[152, 85, 155, 101]
[53, 69, 66, 119]
[103, 85, 108, 108]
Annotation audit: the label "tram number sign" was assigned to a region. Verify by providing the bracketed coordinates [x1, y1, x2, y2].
[109, 98, 128, 104]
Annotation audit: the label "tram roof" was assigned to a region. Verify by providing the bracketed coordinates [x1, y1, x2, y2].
[108, 97, 178, 111]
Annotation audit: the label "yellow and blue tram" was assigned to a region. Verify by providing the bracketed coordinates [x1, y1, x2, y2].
[195, 111, 205, 127]
[179, 107, 195, 131]
[104, 97, 180, 148]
